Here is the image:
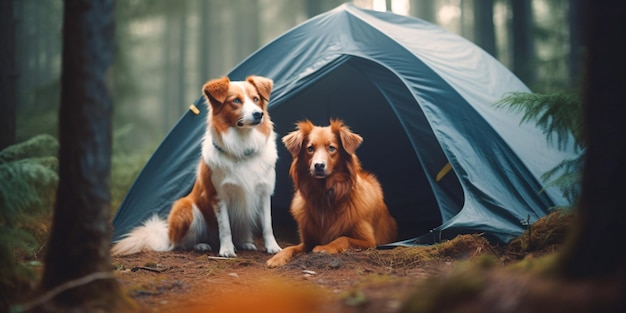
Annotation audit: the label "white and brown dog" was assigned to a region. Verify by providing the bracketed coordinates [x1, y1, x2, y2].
[112, 76, 282, 257]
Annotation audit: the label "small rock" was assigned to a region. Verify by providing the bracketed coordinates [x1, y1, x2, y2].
[328, 258, 341, 269]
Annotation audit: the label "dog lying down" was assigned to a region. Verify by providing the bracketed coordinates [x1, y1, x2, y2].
[267, 119, 397, 268]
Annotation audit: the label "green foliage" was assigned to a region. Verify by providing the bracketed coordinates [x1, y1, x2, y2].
[494, 92, 584, 204]
[0, 134, 59, 308]
[0, 133, 58, 163]
[540, 157, 583, 204]
[494, 92, 584, 151]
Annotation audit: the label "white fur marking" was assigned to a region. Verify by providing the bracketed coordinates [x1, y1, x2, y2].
[177, 205, 209, 250]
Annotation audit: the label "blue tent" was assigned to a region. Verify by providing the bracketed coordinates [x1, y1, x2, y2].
[112, 4, 576, 245]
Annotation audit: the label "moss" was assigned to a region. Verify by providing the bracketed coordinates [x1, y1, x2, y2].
[368, 234, 498, 269]
[507, 209, 574, 254]
[507, 253, 560, 276]
[399, 260, 490, 313]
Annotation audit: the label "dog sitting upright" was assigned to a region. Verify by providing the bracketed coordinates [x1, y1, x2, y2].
[112, 76, 282, 257]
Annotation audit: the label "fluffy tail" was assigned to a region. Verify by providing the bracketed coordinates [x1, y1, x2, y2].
[111, 215, 172, 256]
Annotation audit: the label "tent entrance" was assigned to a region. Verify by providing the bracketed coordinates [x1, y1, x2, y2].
[270, 57, 464, 241]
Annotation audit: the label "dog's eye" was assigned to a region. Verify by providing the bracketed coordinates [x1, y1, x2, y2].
[253, 96, 259, 103]
[233, 98, 241, 104]
[328, 146, 336, 152]
[306, 146, 314, 153]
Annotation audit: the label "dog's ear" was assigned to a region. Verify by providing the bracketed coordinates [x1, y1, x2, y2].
[282, 130, 304, 157]
[282, 120, 313, 156]
[246, 75, 273, 101]
[203, 77, 230, 105]
[333, 120, 362, 155]
[339, 129, 363, 155]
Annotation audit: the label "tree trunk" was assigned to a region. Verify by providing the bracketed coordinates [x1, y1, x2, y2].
[568, 0, 584, 88]
[0, 0, 17, 150]
[305, 0, 323, 17]
[473, 0, 497, 58]
[410, 0, 435, 23]
[177, 9, 187, 116]
[162, 12, 175, 132]
[557, 0, 626, 282]
[38, 0, 137, 311]
[199, 0, 211, 81]
[511, 0, 535, 86]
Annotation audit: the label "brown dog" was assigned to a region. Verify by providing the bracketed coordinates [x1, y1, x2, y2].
[266, 119, 397, 267]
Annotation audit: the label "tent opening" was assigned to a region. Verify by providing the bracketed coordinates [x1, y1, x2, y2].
[269, 56, 464, 242]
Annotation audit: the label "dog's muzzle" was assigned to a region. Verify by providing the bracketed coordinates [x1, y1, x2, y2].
[237, 111, 263, 127]
[251, 112, 263, 125]
[312, 162, 326, 178]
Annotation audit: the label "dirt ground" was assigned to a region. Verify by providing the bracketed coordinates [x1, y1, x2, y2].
[109, 210, 578, 312]
[111, 233, 532, 313]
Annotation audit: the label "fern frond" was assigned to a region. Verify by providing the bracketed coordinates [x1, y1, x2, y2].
[495, 92, 585, 205]
[540, 155, 584, 204]
[0, 134, 58, 163]
[494, 92, 584, 151]
[0, 137, 59, 306]
[0, 157, 58, 226]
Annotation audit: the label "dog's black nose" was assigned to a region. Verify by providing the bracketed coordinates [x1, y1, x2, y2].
[252, 112, 263, 121]
[314, 163, 325, 170]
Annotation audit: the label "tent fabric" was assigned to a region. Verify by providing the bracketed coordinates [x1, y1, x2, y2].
[112, 4, 577, 245]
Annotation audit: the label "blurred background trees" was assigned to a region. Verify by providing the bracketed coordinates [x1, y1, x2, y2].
[1, 0, 588, 309]
[11, 0, 584, 156]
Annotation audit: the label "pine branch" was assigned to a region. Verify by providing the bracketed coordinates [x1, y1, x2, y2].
[494, 92, 584, 151]
[494, 92, 585, 205]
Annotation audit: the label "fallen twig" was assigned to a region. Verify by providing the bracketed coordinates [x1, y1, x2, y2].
[131, 266, 169, 273]
[207, 256, 238, 261]
[11, 271, 114, 313]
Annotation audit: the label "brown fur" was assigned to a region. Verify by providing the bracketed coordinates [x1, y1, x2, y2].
[168, 161, 219, 244]
[266, 120, 397, 267]
[202, 76, 273, 137]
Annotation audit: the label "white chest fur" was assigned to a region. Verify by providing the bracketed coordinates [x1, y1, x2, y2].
[202, 126, 278, 195]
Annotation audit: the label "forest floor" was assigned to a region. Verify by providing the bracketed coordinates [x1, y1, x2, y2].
[111, 210, 573, 313]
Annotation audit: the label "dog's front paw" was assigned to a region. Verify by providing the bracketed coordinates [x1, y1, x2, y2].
[265, 242, 282, 254]
[266, 252, 289, 268]
[218, 243, 237, 258]
[193, 243, 212, 252]
[239, 243, 257, 251]
[312, 244, 341, 254]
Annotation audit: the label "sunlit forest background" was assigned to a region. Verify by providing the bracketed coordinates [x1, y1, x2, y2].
[13, 0, 581, 209]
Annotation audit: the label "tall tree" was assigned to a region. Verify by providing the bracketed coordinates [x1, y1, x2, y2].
[162, 10, 176, 132]
[557, 0, 626, 282]
[511, 0, 535, 86]
[199, 0, 212, 81]
[0, 0, 17, 150]
[234, 0, 260, 66]
[568, 0, 584, 88]
[473, 0, 497, 57]
[176, 7, 187, 116]
[38, 0, 136, 311]
[309, 0, 344, 16]
[410, 0, 436, 23]
[305, 0, 324, 17]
